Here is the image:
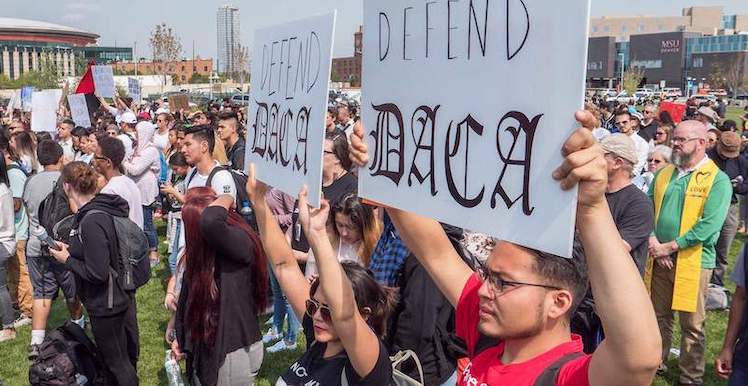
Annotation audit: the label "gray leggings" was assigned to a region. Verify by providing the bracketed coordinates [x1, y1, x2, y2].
[0, 246, 15, 328]
[193, 341, 264, 386]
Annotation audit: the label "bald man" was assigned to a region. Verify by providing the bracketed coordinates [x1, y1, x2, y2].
[647, 120, 732, 385]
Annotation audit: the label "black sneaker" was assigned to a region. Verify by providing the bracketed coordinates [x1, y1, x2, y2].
[28, 344, 40, 361]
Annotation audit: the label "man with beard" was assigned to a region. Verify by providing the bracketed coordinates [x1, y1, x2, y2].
[647, 120, 732, 386]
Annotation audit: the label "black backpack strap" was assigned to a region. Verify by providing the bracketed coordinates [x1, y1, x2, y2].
[77, 209, 119, 309]
[186, 168, 199, 188]
[533, 352, 585, 386]
[205, 166, 227, 187]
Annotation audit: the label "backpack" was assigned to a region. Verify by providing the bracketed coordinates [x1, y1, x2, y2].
[8, 162, 31, 177]
[77, 210, 150, 307]
[341, 350, 425, 386]
[187, 166, 257, 230]
[38, 179, 72, 239]
[29, 321, 108, 386]
[706, 284, 731, 311]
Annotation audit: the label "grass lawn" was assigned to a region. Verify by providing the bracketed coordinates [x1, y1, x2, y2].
[726, 105, 746, 126]
[1, 225, 746, 385]
[0, 221, 306, 386]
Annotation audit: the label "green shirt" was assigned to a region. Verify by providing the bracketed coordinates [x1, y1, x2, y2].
[648, 164, 732, 268]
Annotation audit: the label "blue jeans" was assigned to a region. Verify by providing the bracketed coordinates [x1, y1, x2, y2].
[437, 371, 458, 386]
[142, 205, 158, 251]
[0, 246, 15, 328]
[168, 217, 182, 274]
[729, 365, 748, 386]
[269, 264, 299, 343]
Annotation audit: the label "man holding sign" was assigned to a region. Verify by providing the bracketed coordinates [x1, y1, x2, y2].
[348, 112, 661, 386]
[244, 12, 336, 207]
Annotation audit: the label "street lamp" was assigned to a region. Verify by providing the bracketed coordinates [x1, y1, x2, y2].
[618, 53, 625, 91]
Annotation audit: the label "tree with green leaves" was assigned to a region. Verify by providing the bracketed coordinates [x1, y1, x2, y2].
[622, 66, 645, 96]
[0, 50, 61, 89]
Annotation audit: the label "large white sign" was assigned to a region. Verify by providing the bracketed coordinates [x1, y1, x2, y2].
[31, 89, 63, 132]
[92, 65, 115, 98]
[67, 93, 91, 128]
[360, 0, 591, 257]
[245, 12, 336, 207]
[128, 78, 141, 102]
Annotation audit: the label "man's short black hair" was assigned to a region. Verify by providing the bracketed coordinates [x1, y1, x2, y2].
[98, 136, 126, 168]
[61, 118, 75, 127]
[71, 126, 91, 138]
[529, 243, 589, 317]
[614, 110, 631, 119]
[218, 111, 239, 124]
[37, 140, 64, 166]
[184, 124, 215, 154]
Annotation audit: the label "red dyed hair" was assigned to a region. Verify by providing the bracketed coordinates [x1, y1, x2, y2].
[181, 187, 269, 346]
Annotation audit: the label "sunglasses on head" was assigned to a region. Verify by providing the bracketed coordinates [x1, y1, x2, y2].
[305, 298, 332, 322]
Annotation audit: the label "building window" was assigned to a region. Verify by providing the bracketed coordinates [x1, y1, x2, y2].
[631, 59, 662, 69]
[181, 65, 185, 71]
[204, 66, 208, 71]
[693, 57, 703, 68]
[604, 26, 610, 33]
[592, 26, 598, 33]
[638, 24, 645, 32]
[621, 25, 627, 33]
[657, 24, 664, 31]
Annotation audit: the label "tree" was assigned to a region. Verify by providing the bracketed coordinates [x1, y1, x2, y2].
[622, 66, 645, 95]
[233, 44, 250, 84]
[706, 63, 726, 90]
[149, 23, 183, 90]
[724, 56, 746, 99]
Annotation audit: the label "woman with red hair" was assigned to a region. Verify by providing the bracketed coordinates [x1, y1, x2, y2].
[172, 187, 269, 386]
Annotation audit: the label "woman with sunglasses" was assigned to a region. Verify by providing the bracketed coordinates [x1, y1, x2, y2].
[634, 145, 672, 193]
[654, 124, 672, 146]
[172, 187, 270, 385]
[246, 165, 396, 386]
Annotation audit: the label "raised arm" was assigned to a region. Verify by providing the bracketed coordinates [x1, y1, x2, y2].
[349, 122, 472, 306]
[554, 111, 660, 386]
[246, 164, 309, 321]
[298, 188, 383, 379]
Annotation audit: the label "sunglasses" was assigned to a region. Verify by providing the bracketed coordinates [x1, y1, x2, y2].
[647, 158, 663, 164]
[305, 298, 332, 322]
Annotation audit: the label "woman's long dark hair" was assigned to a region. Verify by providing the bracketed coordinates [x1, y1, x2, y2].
[181, 187, 270, 346]
[0, 149, 9, 187]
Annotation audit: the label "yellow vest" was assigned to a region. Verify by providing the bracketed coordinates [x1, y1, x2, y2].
[644, 160, 719, 312]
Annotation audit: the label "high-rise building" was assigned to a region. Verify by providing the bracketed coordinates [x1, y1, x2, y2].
[216, 5, 240, 74]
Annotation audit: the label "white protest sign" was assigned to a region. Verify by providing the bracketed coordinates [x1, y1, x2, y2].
[245, 12, 336, 207]
[67, 93, 91, 128]
[92, 65, 115, 98]
[360, 0, 591, 257]
[128, 78, 141, 102]
[31, 89, 63, 132]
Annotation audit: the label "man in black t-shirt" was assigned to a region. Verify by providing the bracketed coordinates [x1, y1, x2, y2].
[600, 134, 654, 274]
[638, 103, 659, 143]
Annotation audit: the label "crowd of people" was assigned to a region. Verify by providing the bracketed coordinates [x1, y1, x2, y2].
[0, 89, 747, 386]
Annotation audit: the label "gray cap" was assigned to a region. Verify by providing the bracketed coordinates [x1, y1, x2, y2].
[601, 133, 638, 165]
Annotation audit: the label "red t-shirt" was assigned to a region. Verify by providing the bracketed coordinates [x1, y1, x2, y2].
[456, 274, 592, 386]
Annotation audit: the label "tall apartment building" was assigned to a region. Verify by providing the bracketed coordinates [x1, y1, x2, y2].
[217, 5, 240, 74]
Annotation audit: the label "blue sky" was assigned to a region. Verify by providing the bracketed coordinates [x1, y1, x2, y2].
[4, 1, 748, 60]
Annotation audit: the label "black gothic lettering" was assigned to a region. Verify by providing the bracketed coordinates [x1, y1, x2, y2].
[507, 0, 530, 60]
[266, 104, 282, 162]
[445, 115, 484, 208]
[468, 0, 489, 59]
[369, 103, 405, 185]
[408, 105, 439, 196]
[425, 2, 437, 58]
[278, 108, 292, 167]
[379, 12, 391, 61]
[251, 101, 269, 158]
[490, 111, 542, 215]
[293, 106, 311, 175]
[447, 0, 459, 60]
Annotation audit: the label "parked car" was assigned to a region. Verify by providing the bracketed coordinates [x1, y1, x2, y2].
[662, 87, 682, 99]
[230, 93, 250, 106]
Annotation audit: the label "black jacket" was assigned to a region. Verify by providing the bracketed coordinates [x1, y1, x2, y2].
[226, 136, 246, 171]
[707, 147, 748, 203]
[385, 225, 467, 385]
[176, 206, 262, 386]
[66, 194, 133, 317]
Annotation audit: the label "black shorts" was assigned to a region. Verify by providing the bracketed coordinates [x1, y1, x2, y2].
[27, 255, 77, 301]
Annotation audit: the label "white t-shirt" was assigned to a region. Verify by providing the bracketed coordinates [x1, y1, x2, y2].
[117, 134, 135, 160]
[152, 130, 170, 152]
[101, 175, 145, 229]
[186, 162, 237, 200]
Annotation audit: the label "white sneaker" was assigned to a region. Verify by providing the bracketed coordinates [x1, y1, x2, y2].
[262, 327, 282, 344]
[267, 339, 297, 353]
[0, 328, 16, 343]
[13, 314, 32, 329]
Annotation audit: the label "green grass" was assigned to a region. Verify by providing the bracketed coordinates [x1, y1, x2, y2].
[726, 106, 745, 126]
[1, 223, 746, 385]
[652, 233, 746, 386]
[0, 220, 306, 386]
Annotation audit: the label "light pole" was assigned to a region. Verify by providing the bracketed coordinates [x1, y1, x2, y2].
[209, 72, 220, 100]
[618, 53, 625, 91]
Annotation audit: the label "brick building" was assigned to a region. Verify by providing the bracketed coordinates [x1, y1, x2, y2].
[113, 57, 213, 84]
[331, 26, 362, 86]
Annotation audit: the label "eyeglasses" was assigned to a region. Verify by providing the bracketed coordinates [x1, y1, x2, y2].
[476, 265, 561, 295]
[615, 120, 629, 127]
[305, 298, 332, 322]
[671, 137, 700, 145]
[647, 158, 663, 164]
[323, 150, 335, 155]
[656, 131, 666, 136]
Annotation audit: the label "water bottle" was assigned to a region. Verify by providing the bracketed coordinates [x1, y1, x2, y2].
[239, 200, 253, 222]
[164, 350, 185, 386]
[75, 374, 88, 385]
